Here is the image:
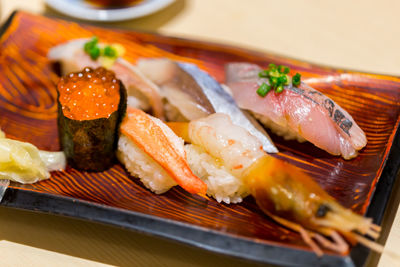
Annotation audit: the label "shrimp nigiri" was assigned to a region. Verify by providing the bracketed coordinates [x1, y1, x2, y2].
[48, 38, 164, 119]
[225, 63, 367, 159]
[117, 107, 206, 194]
[167, 113, 380, 255]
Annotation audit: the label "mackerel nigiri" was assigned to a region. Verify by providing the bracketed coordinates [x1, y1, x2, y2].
[225, 63, 367, 159]
[137, 58, 278, 153]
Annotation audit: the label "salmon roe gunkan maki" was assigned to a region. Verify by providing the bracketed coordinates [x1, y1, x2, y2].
[57, 67, 127, 171]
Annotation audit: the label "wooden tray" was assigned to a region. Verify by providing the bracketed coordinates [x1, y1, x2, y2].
[1, 11, 400, 267]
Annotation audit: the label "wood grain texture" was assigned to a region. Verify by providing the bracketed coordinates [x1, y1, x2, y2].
[1, 11, 400, 258]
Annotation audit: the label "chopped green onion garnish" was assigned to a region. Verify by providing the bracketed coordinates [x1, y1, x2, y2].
[84, 36, 98, 53]
[84, 36, 101, 60]
[270, 76, 278, 85]
[257, 82, 271, 97]
[84, 43, 92, 53]
[103, 45, 117, 58]
[278, 75, 288, 85]
[88, 46, 100, 60]
[283, 67, 290, 74]
[268, 70, 280, 78]
[275, 85, 284, 93]
[257, 63, 301, 96]
[83, 36, 123, 63]
[292, 73, 301, 87]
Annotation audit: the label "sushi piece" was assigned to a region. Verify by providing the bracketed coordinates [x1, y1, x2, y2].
[57, 67, 127, 171]
[168, 114, 263, 204]
[168, 114, 381, 255]
[182, 113, 263, 204]
[117, 107, 207, 194]
[225, 63, 367, 159]
[0, 129, 66, 183]
[137, 58, 278, 153]
[48, 37, 164, 119]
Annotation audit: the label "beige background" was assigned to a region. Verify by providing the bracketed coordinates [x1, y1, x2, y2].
[1, 0, 400, 266]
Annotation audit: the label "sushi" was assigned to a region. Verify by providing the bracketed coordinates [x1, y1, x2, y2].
[137, 58, 278, 153]
[117, 107, 207, 194]
[168, 114, 264, 204]
[225, 63, 367, 159]
[48, 37, 164, 119]
[168, 113, 381, 255]
[183, 113, 263, 204]
[57, 67, 127, 171]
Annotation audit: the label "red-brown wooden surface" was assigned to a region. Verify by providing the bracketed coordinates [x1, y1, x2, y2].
[1, 12, 400, 255]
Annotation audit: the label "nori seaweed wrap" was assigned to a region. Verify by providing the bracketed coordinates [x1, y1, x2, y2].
[57, 67, 127, 171]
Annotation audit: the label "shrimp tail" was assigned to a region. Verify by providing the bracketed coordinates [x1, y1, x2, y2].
[267, 212, 349, 256]
[268, 212, 323, 256]
[243, 155, 383, 255]
[351, 234, 384, 253]
[315, 201, 381, 240]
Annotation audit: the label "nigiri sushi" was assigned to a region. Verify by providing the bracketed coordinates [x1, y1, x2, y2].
[182, 114, 262, 204]
[48, 37, 164, 119]
[117, 107, 207, 194]
[137, 58, 278, 153]
[225, 63, 367, 159]
[168, 113, 381, 255]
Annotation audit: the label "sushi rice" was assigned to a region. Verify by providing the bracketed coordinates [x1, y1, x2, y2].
[117, 117, 250, 202]
[185, 144, 249, 204]
[117, 135, 177, 194]
[117, 114, 187, 194]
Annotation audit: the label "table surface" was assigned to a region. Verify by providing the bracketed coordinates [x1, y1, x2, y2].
[1, 0, 400, 266]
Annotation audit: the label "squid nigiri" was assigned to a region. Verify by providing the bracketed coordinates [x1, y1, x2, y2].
[225, 63, 367, 159]
[48, 37, 164, 119]
[168, 113, 381, 255]
[117, 107, 207, 194]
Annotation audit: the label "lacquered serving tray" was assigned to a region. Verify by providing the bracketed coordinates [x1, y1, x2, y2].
[1, 11, 400, 267]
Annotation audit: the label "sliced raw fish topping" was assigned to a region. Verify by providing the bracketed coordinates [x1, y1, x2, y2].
[225, 63, 367, 159]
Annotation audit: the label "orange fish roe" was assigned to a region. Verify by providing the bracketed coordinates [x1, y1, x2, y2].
[58, 67, 120, 120]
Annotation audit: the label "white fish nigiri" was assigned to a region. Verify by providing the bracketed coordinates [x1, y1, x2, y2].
[225, 63, 367, 159]
[48, 38, 164, 119]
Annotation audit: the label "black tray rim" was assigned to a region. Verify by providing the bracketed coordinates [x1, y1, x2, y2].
[1, 10, 400, 267]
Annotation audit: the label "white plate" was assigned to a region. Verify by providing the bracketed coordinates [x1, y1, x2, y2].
[45, 0, 175, 22]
